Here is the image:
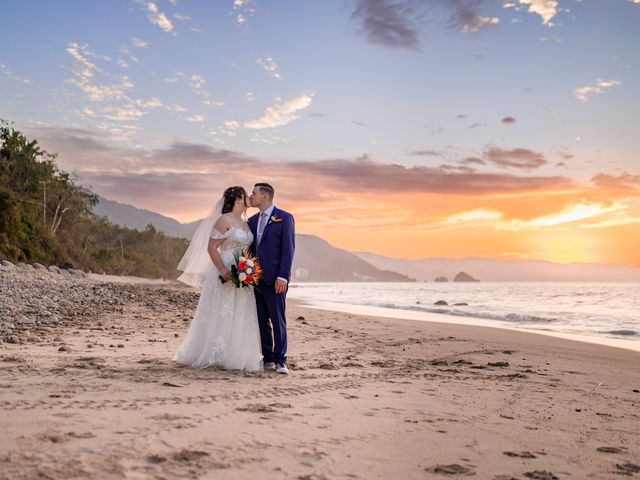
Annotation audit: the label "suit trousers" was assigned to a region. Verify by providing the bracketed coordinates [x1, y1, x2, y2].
[254, 282, 287, 365]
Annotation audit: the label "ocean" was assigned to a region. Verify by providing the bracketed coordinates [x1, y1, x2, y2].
[287, 282, 640, 349]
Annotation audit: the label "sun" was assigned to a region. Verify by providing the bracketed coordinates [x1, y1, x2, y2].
[532, 231, 599, 264]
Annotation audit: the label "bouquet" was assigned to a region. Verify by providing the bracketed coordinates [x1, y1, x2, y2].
[219, 250, 262, 288]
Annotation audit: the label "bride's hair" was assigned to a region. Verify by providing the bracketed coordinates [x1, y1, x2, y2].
[221, 186, 247, 214]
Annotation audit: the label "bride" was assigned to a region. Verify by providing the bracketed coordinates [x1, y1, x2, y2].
[172, 186, 263, 372]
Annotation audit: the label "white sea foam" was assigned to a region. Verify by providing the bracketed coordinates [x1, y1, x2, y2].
[288, 282, 640, 343]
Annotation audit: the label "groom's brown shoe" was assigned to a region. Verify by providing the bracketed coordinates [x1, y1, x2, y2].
[263, 362, 276, 370]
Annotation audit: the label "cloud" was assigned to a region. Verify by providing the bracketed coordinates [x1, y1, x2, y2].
[552, 148, 574, 161]
[64, 43, 197, 133]
[244, 92, 255, 103]
[460, 157, 485, 165]
[445, 208, 503, 224]
[66, 43, 134, 103]
[164, 72, 224, 107]
[135, 97, 164, 109]
[517, 0, 558, 25]
[409, 150, 442, 157]
[524, 202, 624, 228]
[574, 79, 621, 103]
[582, 215, 640, 229]
[31, 128, 574, 200]
[95, 123, 140, 142]
[445, 0, 501, 32]
[257, 55, 282, 80]
[350, 0, 501, 50]
[482, 147, 547, 170]
[166, 104, 187, 113]
[233, 0, 255, 26]
[250, 133, 291, 145]
[443, 201, 630, 231]
[173, 13, 190, 21]
[463, 15, 499, 31]
[117, 45, 140, 66]
[186, 114, 206, 123]
[243, 92, 315, 129]
[0, 63, 32, 85]
[351, 0, 422, 49]
[163, 73, 181, 83]
[145, 2, 175, 35]
[591, 172, 640, 190]
[131, 38, 150, 48]
[283, 155, 570, 194]
[352, 120, 367, 127]
[102, 105, 145, 121]
[501, 116, 516, 123]
[32, 128, 251, 175]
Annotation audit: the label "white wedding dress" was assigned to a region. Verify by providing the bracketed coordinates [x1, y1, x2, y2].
[173, 226, 263, 371]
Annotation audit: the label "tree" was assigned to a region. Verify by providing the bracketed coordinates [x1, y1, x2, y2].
[0, 120, 188, 278]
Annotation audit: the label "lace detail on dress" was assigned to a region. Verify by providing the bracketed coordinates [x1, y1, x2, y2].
[212, 227, 254, 268]
[173, 225, 262, 372]
[210, 228, 226, 240]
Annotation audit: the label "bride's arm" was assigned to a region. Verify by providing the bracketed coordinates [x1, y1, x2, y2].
[208, 216, 231, 280]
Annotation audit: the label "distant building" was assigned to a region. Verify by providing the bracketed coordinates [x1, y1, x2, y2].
[294, 267, 310, 280]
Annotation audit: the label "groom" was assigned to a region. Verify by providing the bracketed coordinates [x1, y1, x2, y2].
[248, 183, 295, 374]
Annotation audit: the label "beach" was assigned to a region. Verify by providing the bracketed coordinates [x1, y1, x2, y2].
[1, 264, 639, 479]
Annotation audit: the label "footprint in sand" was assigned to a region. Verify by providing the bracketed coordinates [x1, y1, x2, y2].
[236, 403, 278, 413]
[616, 464, 640, 475]
[172, 449, 210, 462]
[596, 446, 623, 453]
[425, 464, 476, 476]
[523, 471, 559, 480]
[503, 451, 536, 458]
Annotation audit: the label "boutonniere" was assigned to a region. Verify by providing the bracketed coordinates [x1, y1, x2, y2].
[269, 215, 283, 224]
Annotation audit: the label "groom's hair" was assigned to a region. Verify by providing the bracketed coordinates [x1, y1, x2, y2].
[255, 182, 274, 200]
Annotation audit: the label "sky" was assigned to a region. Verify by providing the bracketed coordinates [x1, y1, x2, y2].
[1, 0, 639, 266]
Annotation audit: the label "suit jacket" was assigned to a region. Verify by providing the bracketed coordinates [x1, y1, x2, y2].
[248, 206, 295, 285]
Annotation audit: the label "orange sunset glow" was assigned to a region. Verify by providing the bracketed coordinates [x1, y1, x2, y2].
[4, 0, 639, 269]
[290, 186, 640, 267]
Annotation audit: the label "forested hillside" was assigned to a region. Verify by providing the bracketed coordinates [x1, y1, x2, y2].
[0, 120, 188, 278]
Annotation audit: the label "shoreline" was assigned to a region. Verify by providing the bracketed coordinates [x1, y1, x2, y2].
[292, 299, 640, 354]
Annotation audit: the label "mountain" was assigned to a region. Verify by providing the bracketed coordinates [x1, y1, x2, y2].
[94, 198, 640, 282]
[292, 234, 413, 282]
[95, 197, 200, 239]
[453, 272, 479, 282]
[94, 198, 414, 282]
[356, 252, 640, 282]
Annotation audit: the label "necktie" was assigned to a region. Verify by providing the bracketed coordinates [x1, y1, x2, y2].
[257, 212, 267, 245]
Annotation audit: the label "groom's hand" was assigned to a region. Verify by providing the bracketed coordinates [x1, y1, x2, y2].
[274, 278, 287, 294]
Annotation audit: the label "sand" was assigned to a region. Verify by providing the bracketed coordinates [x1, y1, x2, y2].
[1, 267, 639, 479]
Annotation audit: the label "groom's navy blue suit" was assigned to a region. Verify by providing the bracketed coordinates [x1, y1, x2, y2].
[248, 206, 295, 366]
